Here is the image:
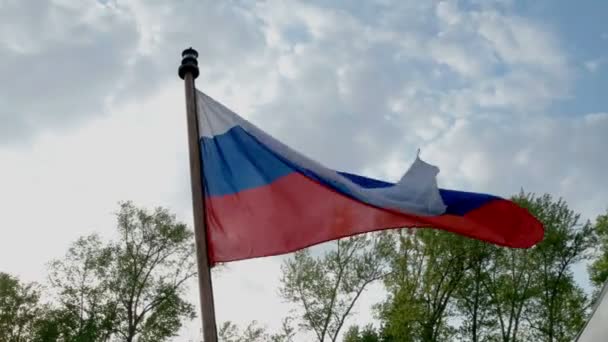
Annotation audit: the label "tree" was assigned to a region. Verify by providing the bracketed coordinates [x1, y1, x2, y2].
[453, 241, 496, 342]
[343, 326, 361, 342]
[588, 209, 608, 288]
[29, 307, 64, 342]
[452, 193, 592, 342]
[48, 202, 197, 342]
[343, 324, 381, 342]
[378, 229, 472, 341]
[48, 234, 116, 341]
[479, 245, 536, 342]
[520, 193, 594, 342]
[218, 321, 240, 342]
[280, 234, 389, 342]
[270, 317, 297, 342]
[374, 192, 593, 342]
[108, 202, 197, 342]
[218, 321, 268, 342]
[0, 272, 42, 342]
[218, 319, 295, 342]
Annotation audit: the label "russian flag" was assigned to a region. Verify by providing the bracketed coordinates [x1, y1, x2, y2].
[197, 90, 543, 264]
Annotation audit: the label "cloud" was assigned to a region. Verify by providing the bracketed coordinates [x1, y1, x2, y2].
[585, 58, 605, 73]
[424, 112, 608, 219]
[1, 0, 571, 165]
[0, 0, 141, 143]
[234, 0, 573, 182]
[0, 81, 188, 278]
[0, 0, 271, 145]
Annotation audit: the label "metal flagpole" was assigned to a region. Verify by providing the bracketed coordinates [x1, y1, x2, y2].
[178, 47, 218, 342]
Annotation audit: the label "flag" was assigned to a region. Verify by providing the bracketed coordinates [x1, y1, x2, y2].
[196, 90, 544, 264]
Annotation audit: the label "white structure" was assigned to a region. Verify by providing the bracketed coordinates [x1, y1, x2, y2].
[576, 281, 608, 341]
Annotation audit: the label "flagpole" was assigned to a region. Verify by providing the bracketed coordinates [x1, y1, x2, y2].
[178, 47, 218, 342]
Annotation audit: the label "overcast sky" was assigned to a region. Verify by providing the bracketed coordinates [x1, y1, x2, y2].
[1, 0, 607, 340]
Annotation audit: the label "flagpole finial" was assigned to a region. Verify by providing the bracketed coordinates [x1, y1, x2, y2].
[179, 47, 199, 80]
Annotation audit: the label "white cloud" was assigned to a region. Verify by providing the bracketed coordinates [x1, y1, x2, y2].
[0, 0, 141, 142]
[585, 58, 605, 73]
[0, 81, 187, 279]
[476, 13, 566, 72]
[424, 113, 608, 219]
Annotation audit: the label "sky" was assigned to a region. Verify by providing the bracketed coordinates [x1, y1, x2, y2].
[0, 0, 607, 340]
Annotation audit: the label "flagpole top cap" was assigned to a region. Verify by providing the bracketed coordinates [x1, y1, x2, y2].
[178, 47, 199, 79]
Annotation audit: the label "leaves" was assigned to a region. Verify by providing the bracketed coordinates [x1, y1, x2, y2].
[375, 192, 594, 342]
[45, 201, 196, 342]
[218, 320, 270, 342]
[378, 229, 471, 341]
[280, 233, 388, 342]
[108, 201, 196, 342]
[47, 234, 115, 341]
[343, 324, 382, 342]
[0, 273, 42, 342]
[516, 193, 593, 342]
[217, 318, 296, 342]
[588, 209, 608, 288]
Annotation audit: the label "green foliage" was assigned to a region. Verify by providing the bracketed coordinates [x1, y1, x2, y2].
[218, 321, 268, 342]
[515, 193, 593, 342]
[47, 234, 116, 341]
[218, 321, 240, 341]
[453, 241, 496, 342]
[108, 201, 196, 342]
[45, 201, 196, 342]
[280, 234, 389, 342]
[370, 192, 593, 342]
[343, 324, 381, 342]
[479, 242, 537, 342]
[270, 317, 297, 342]
[588, 209, 608, 288]
[343, 326, 361, 342]
[29, 307, 64, 342]
[218, 318, 295, 342]
[0, 273, 41, 342]
[378, 229, 474, 341]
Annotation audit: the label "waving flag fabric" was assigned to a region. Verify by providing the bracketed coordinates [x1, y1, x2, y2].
[196, 90, 544, 264]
